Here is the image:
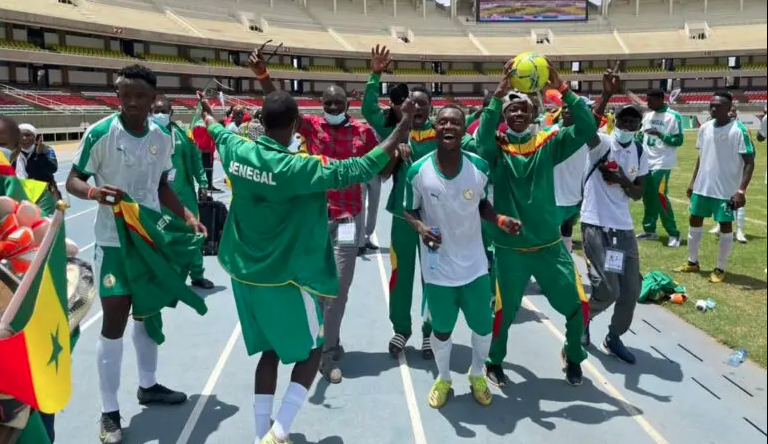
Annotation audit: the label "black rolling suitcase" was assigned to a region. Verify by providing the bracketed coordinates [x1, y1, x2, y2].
[198, 191, 228, 256]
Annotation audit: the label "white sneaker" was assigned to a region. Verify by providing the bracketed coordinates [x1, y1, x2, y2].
[736, 230, 748, 243]
[709, 225, 721, 234]
[636, 232, 659, 241]
[667, 237, 681, 248]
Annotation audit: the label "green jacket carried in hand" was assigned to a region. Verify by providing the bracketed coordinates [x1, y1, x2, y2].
[209, 124, 391, 297]
[475, 91, 597, 250]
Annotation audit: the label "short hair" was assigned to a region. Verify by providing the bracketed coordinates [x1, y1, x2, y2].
[437, 104, 466, 122]
[647, 88, 665, 99]
[116, 64, 157, 89]
[261, 91, 299, 131]
[410, 84, 432, 101]
[713, 91, 733, 103]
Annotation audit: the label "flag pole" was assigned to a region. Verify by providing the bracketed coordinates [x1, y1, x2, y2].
[0, 200, 67, 327]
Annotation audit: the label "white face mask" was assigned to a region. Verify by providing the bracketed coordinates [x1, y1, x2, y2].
[287, 134, 302, 153]
[506, 127, 532, 139]
[324, 112, 346, 125]
[613, 128, 636, 145]
[152, 113, 171, 127]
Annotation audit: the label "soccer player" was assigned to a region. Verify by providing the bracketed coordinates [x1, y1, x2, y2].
[676, 91, 755, 283]
[151, 95, 214, 289]
[65, 65, 205, 444]
[476, 63, 602, 387]
[246, 48, 379, 384]
[580, 105, 648, 364]
[403, 104, 521, 409]
[199, 89, 414, 444]
[636, 89, 684, 247]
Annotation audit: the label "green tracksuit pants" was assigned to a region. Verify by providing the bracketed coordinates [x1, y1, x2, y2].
[164, 186, 205, 280]
[487, 241, 589, 366]
[389, 216, 432, 338]
[642, 169, 680, 238]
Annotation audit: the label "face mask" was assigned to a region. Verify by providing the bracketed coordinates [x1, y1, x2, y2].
[152, 113, 170, 127]
[324, 112, 346, 125]
[287, 135, 302, 153]
[506, 127, 532, 139]
[613, 128, 636, 145]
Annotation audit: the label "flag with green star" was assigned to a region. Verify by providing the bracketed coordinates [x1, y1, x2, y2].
[0, 203, 71, 414]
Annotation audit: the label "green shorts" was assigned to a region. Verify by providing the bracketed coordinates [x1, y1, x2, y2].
[232, 280, 324, 364]
[690, 193, 734, 223]
[424, 274, 493, 336]
[557, 204, 581, 225]
[93, 245, 131, 297]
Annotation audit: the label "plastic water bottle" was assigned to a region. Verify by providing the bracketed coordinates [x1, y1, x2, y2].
[705, 299, 716, 310]
[426, 227, 440, 271]
[727, 349, 748, 367]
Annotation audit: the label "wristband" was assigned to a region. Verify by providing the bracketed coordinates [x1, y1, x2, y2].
[86, 186, 96, 200]
[255, 71, 270, 80]
[737, 189, 745, 195]
[496, 215, 506, 229]
[558, 83, 569, 93]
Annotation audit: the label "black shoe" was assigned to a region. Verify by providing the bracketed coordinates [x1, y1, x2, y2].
[191, 277, 214, 289]
[332, 343, 345, 361]
[357, 247, 367, 256]
[364, 241, 379, 250]
[561, 348, 583, 386]
[388, 333, 410, 357]
[99, 411, 123, 444]
[421, 336, 434, 360]
[581, 323, 591, 348]
[208, 186, 224, 193]
[485, 364, 510, 387]
[137, 383, 188, 405]
[603, 334, 636, 364]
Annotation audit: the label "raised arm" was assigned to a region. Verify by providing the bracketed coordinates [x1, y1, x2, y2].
[362, 45, 394, 139]
[247, 42, 278, 96]
[585, 68, 620, 149]
[475, 65, 513, 164]
[550, 63, 599, 163]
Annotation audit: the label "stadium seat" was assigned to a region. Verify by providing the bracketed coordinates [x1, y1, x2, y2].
[139, 53, 194, 65]
[0, 39, 46, 52]
[51, 44, 133, 60]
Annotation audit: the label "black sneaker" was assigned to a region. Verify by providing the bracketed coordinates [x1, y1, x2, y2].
[485, 364, 510, 387]
[561, 348, 583, 386]
[208, 186, 224, 193]
[388, 333, 410, 357]
[581, 323, 591, 348]
[357, 247, 367, 257]
[191, 277, 214, 289]
[421, 336, 434, 360]
[332, 343, 345, 361]
[603, 334, 636, 364]
[99, 411, 123, 444]
[364, 241, 379, 250]
[137, 383, 188, 405]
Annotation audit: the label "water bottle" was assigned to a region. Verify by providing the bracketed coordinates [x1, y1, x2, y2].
[705, 299, 716, 310]
[726, 349, 748, 367]
[426, 227, 440, 271]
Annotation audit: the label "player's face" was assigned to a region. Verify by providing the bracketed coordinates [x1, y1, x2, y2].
[505, 100, 532, 133]
[20, 130, 36, 148]
[322, 88, 348, 116]
[435, 108, 466, 151]
[151, 99, 172, 116]
[647, 95, 664, 111]
[709, 97, 730, 121]
[616, 113, 641, 132]
[117, 78, 155, 122]
[410, 91, 431, 127]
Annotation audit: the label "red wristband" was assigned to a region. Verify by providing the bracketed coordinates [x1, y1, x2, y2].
[496, 215, 506, 229]
[558, 83, 569, 93]
[86, 186, 96, 200]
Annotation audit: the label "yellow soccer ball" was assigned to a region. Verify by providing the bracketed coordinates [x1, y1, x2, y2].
[509, 53, 550, 93]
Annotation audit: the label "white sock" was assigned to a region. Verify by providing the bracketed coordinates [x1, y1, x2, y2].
[687, 226, 703, 264]
[736, 208, 746, 232]
[430, 333, 453, 382]
[717, 232, 734, 271]
[563, 236, 573, 252]
[271, 382, 308, 440]
[254, 394, 274, 441]
[97, 335, 123, 413]
[470, 332, 492, 377]
[132, 320, 158, 389]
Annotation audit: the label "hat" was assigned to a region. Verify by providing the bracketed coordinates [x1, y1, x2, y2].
[615, 104, 643, 119]
[18, 124, 36, 135]
[503, 91, 533, 114]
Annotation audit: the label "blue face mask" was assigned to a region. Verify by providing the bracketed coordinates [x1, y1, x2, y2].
[506, 127, 532, 139]
[324, 112, 346, 125]
[152, 113, 170, 127]
[613, 128, 636, 145]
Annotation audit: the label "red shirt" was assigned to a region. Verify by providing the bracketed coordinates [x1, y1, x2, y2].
[297, 114, 378, 220]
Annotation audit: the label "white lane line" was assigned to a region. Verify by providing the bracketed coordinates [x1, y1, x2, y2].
[371, 232, 428, 444]
[175, 323, 242, 444]
[521, 297, 671, 444]
[65, 207, 97, 220]
[80, 311, 103, 332]
[668, 196, 767, 226]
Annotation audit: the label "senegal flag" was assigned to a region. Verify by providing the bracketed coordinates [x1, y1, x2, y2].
[113, 195, 208, 345]
[0, 204, 70, 414]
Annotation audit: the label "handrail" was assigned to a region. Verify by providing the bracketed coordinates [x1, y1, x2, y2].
[0, 83, 86, 114]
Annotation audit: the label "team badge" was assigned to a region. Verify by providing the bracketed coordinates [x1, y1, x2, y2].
[463, 188, 474, 200]
[103, 274, 116, 289]
[719, 133, 728, 141]
[149, 145, 158, 155]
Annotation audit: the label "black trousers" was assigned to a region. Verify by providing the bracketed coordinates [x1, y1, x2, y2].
[201, 152, 214, 188]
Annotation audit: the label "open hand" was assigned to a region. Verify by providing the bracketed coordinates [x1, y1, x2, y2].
[547, 61, 565, 91]
[370, 44, 392, 75]
[602, 64, 622, 96]
[494, 61, 514, 98]
[196, 91, 214, 119]
[396, 143, 412, 162]
[248, 41, 272, 76]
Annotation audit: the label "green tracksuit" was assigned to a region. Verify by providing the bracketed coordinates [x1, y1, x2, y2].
[475, 92, 597, 365]
[163, 122, 209, 280]
[362, 73, 476, 338]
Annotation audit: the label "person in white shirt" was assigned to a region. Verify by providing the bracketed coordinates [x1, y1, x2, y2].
[403, 104, 520, 410]
[65, 64, 206, 444]
[676, 92, 755, 283]
[580, 104, 648, 365]
[636, 89, 684, 247]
